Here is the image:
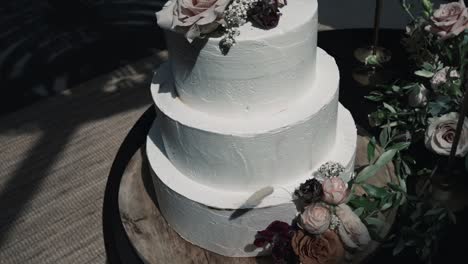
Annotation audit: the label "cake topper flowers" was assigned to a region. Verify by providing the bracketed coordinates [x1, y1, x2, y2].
[254, 161, 377, 264]
[156, 0, 287, 52]
[156, 0, 231, 42]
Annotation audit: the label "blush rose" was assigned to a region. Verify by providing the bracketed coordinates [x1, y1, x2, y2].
[156, 0, 230, 42]
[322, 177, 350, 205]
[425, 0, 468, 40]
[300, 204, 331, 235]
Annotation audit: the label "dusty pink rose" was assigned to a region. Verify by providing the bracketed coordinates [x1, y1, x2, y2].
[335, 204, 371, 250]
[430, 67, 460, 89]
[322, 177, 349, 205]
[425, 0, 468, 40]
[156, 0, 230, 42]
[300, 204, 331, 234]
[425, 112, 468, 157]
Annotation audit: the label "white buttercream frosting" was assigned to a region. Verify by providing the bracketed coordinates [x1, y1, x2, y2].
[146, 103, 356, 209]
[152, 49, 340, 191]
[165, 0, 318, 118]
[146, 104, 357, 256]
[146, 0, 359, 256]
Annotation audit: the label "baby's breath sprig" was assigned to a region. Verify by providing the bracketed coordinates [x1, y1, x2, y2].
[220, 0, 259, 54]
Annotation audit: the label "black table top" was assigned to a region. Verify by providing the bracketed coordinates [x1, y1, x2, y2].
[102, 29, 467, 264]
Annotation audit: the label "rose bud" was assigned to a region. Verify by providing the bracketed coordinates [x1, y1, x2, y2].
[322, 177, 350, 205]
[408, 84, 429, 108]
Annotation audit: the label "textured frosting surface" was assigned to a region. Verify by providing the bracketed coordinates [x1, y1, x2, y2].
[165, 0, 318, 118]
[146, 103, 356, 209]
[152, 49, 339, 191]
[152, 171, 298, 257]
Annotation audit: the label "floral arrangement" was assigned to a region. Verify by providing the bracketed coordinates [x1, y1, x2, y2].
[155, 0, 286, 53]
[363, 0, 467, 261]
[252, 160, 394, 264]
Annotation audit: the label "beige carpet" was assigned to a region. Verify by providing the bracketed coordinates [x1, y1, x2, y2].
[0, 51, 167, 264]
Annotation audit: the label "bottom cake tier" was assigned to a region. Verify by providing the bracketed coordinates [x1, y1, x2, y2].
[146, 104, 357, 257]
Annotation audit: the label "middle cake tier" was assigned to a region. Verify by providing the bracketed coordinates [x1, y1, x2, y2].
[152, 48, 340, 192]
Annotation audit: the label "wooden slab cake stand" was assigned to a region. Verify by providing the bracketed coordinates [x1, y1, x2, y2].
[118, 131, 399, 264]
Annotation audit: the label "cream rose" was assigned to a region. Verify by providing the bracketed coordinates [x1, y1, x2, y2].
[425, 112, 468, 157]
[322, 177, 349, 205]
[425, 0, 468, 40]
[335, 204, 371, 250]
[300, 204, 331, 235]
[156, 0, 230, 42]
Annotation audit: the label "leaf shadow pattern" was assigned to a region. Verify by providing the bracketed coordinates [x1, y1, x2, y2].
[0, 0, 169, 253]
[0, 0, 167, 115]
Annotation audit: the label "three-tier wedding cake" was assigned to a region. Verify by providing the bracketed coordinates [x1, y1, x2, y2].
[147, 0, 357, 257]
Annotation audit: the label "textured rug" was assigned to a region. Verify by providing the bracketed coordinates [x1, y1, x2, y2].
[0, 51, 167, 264]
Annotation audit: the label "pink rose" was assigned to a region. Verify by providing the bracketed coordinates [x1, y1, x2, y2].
[156, 0, 230, 42]
[335, 204, 371, 250]
[425, 112, 468, 157]
[300, 204, 331, 234]
[322, 177, 349, 205]
[425, 0, 468, 40]
[430, 67, 460, 90]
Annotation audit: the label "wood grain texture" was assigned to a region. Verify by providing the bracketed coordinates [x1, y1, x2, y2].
[0, 51, 167, 264]
[119, 132, 398, 264]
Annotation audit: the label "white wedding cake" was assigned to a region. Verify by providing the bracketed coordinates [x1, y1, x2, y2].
[146, 0, 357, 257]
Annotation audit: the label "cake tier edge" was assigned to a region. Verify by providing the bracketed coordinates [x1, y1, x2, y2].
[146, 103, 357, 210]
[151, 48, 341, 191]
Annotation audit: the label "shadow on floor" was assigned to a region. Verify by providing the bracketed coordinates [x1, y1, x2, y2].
[0, 0, 167, 115]
[0, 0, 170, 254]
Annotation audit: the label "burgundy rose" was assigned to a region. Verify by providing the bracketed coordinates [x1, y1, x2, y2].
[248, 0, 283, 29]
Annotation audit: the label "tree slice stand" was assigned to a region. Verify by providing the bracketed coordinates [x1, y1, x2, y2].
[118, 132, 399, 264]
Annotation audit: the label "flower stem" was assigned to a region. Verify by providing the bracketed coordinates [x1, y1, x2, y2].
[447, 68, 468, 172]
[372, 0, 383, 55]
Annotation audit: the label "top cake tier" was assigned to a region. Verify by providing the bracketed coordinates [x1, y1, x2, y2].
[164, 0, 318, 118]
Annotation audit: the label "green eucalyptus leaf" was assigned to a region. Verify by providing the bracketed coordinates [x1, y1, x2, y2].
[422, 62, 433, 71]
[380, 201, 393, 211]
[355, 149, 397, 183]
[379, 126, 391, 147]
[393, 238, 406, 256]
[365, 216, 386, 230]
[387, 142, 411, 152]
[383, 102, 397, 114]
[402, 160, 412, 175]
[424, 207, 444, 217]
[414, 69, 434, 78]
[353, 207, 365, 217]
[361, 183, 388, 198]
[388, 182, 405, 193]
[365, 95, 384, 102]
[367, 139, 376, 162]
[349, 197, 379, 212]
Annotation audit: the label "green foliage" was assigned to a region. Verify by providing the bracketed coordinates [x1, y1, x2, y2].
[356, 2, 467, 262]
